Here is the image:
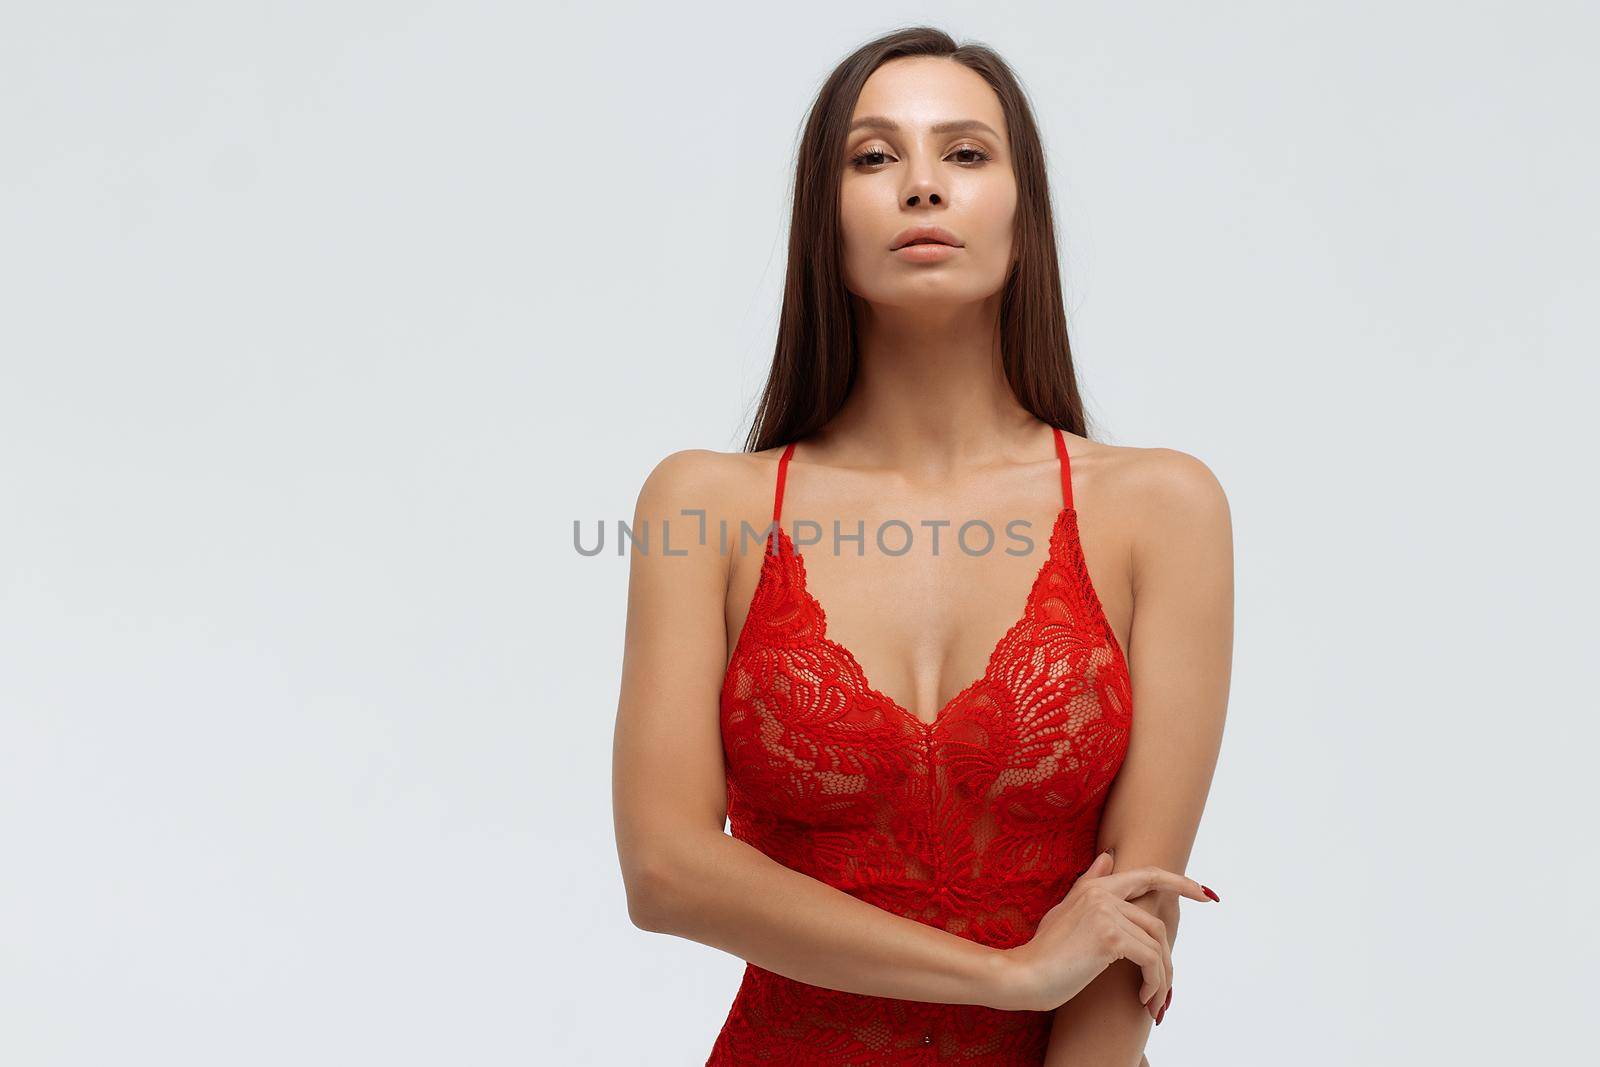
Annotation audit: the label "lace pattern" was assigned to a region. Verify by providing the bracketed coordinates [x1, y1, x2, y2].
[708, 431, 1133, 1064]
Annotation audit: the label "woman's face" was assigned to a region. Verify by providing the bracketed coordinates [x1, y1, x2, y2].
[839, 57, 1018, 309]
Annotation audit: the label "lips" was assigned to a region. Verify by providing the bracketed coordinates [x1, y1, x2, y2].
[890, 226, 964, 251]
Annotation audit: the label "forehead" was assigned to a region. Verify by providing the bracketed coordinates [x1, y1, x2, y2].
[851, 57, 1007, 142]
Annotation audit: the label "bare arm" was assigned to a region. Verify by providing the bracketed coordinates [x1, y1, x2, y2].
[612, 450, 1014, 1008]
[1043, 449, 1233, 1065]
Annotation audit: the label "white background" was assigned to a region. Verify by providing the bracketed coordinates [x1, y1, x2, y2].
[3, 3, 1596, 1064]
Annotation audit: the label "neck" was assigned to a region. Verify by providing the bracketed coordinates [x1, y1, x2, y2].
[819, 295, 1041, 477]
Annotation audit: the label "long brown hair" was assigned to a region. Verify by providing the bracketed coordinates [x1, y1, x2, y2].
[744, 26, 1093, 453]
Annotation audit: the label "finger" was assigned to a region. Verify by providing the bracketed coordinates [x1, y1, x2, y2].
[1086, 850, 1113, 878]
[1116, 902, 1172, 1015]
[1108, 912, 1167, 1006]
[1120, 908, 1171, 1017]
[1057, 852, 1114, 909]
[1100, 865, 1215, 904]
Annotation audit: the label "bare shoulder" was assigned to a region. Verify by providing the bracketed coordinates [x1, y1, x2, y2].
[634, 448, 736, 519]
[631, 445, 786, 552]
[1099, 443, 1232, 569]
[1125, 445, 1228, 515]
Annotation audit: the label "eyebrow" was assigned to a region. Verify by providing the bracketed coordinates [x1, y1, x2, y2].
[848, 116, 1003, 139]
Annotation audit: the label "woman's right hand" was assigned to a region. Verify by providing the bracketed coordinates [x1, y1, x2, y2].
[991, 851, 1219, 1014]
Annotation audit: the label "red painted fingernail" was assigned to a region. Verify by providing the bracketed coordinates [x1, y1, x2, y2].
[1163, 987, 1172, 1010]
[1201, 884, 1219, 901]
[1156, 1004, 1166, 1025]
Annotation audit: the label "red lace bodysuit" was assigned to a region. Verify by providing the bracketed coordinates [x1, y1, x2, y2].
[709, 426, 1134, 1065]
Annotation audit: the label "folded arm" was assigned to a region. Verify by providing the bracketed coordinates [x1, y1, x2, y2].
[613, 450, 1018, 1008]
[1044, 449, 1233, 1065]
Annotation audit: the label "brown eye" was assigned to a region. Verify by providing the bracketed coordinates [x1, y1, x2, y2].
[952, 145, 993, 164]
[849, 148, 890, 168]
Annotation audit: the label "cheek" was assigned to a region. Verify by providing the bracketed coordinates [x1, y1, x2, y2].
[966, 208, 1017, 277]
[837, 188, 890, 291]
[838, 187, 876, 258]
[980, 187, 1018, 255]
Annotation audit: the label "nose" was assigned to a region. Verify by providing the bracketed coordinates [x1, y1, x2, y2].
[902, 157, 944, 207]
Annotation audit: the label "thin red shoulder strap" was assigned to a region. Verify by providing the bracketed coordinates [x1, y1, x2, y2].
[1051, 425, 1074, 510]
[773, 441, 797, 524]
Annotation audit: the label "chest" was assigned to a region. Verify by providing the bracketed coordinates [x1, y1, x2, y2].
[719, 509, 1133, 832]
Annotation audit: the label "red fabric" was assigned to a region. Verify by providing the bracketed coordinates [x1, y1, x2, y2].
[710, 426, 1134, 1065]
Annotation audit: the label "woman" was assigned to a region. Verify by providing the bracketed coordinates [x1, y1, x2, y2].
[613, 26, 1232, 1065]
